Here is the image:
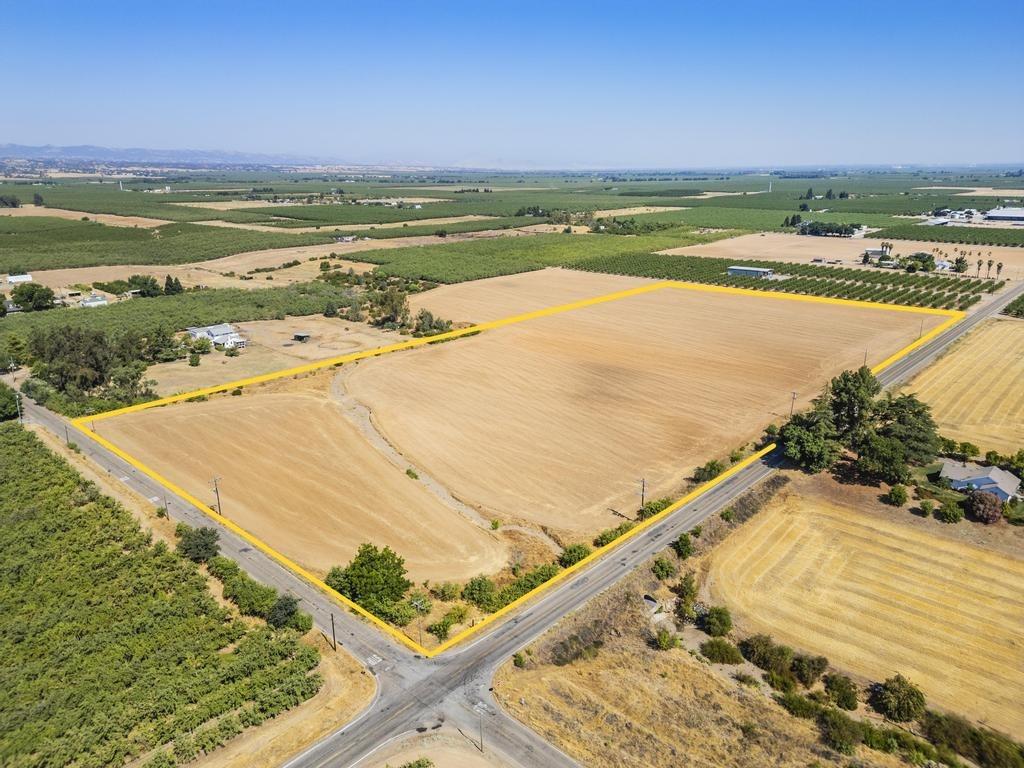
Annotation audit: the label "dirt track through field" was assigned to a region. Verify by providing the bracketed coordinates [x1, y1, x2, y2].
[351, 278, 945, 536]
[707, 485, 1024, 734]
[903, 318, 1024, 452]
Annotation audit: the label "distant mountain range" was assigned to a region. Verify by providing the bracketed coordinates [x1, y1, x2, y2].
[0, 143, 339, 166]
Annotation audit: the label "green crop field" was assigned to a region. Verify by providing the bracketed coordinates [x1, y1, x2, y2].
[359, 228, 738, 283]
[0, 218, 335, 272]
[0, 423, 321, 767]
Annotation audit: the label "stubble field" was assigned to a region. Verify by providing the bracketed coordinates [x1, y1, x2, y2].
[902, 317, 1024, 453]
[97, 374, 507, 582]
[706, 478, 1024, 735]
[349, 275, 945, 536]
[93, 272, 945, 584]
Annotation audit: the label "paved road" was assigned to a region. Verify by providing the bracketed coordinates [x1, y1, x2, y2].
[14, 278, 1024, 767]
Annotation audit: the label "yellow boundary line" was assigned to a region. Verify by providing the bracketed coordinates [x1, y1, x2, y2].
[71, 281, 964, 657]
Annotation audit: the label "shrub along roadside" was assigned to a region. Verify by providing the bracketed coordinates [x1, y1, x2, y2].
[206, 554, 313, 632]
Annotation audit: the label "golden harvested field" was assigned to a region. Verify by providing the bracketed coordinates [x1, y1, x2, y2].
[662, 231, 1024, 272]
[410, 268, 655, 324]
[903, 317, 1024, 453]
[707, 478, 1024, 735]
[0, 203, 170, 227]
[351, 279, 945, 536]
[98, 374, 508, 583]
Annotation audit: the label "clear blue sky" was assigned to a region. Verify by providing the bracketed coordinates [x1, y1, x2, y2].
[6, 0, 1023, 168]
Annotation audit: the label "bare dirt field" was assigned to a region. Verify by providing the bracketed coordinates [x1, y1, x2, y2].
[591, 206, 687, 217]
[170, 200, 282, 211]
[706, 474, 1024, 735]
[98, 374, 508, 583]
[662, 231, 1024, 273]
[902, 317, 1024, 453]
[146, 316, 396, 395]
[350, 278, 945, 537]
[194, 214, 497, 234]
[494, 583, 898, 768]
[915, 186, 1024, 197]
[364, 733, 506, 767]
[0, 204, 169, 227]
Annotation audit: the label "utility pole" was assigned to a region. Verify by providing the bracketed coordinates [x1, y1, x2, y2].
[330, 613, 337, 651]
[211, 476, 223, 515]
[790, 391, 797, 417]
[410, 596, 428, 646]
[64, 424, 70, 445]
[479, 710, 484, 753]
[919, 318, 925, 339]
[640, 478, 646, 509]
[15, 392, 22, 424]
[863, 349, 868, 367]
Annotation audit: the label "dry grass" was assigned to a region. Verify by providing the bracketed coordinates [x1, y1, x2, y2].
[706, 475, 1024, 735]
[494, 584, 899, 768]
[364, 733, 506, 767]
[915, 186, 1024, 197]
[903, 317, 1024, 453]
[590, 206, 687, 217]
[351, 278, 944, 537]
[97, 373, 508, 583]
[147, 317, 396, 395]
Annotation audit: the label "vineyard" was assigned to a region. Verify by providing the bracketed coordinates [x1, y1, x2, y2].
[0, 423, 321, 768]
[1004, 294, 1024, 318]
[570, 253, 1002, 310]
[871, 224, 1024, 248]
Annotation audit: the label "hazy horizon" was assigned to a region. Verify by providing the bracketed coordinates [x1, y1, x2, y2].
[6, 0, 1024, 169]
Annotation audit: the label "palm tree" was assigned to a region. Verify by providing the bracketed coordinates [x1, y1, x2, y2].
[976, 259, 983, 277]
[996, 262, 1004, 279]
[986, 259, 994, 278]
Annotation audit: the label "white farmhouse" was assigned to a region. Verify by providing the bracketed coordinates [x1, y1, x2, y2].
[187, 323, 247, 349]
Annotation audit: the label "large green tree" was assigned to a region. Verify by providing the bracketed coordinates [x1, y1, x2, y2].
[780, 398, 841, 472]
[874, 392, 939, 465]
[827, 366, 880, 444]
[854, 430, 910, 484]
[0, 382, 18, 421]
[11, 282, 55, 312]
[326, 543, 412, 614]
